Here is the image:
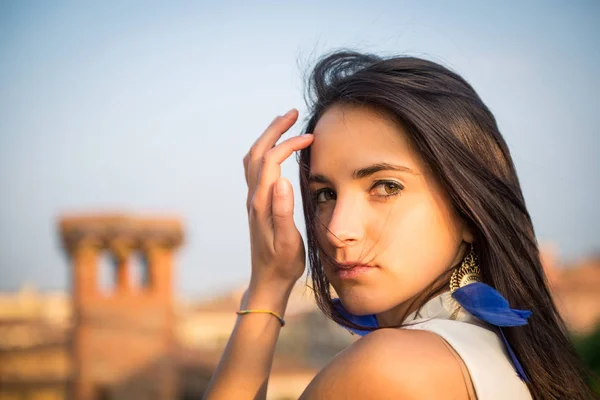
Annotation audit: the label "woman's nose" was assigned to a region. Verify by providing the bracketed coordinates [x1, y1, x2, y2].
[325, 198, 364, 248]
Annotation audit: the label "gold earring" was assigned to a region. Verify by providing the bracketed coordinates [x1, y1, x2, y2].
[450, 244, 481, 294]
[448, 245, 480, 320]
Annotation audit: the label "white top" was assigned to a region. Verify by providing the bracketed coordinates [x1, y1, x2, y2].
[401, 292, 532, 400]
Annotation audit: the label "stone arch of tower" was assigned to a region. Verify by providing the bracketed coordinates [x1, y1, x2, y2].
[59, 214, 184, 400]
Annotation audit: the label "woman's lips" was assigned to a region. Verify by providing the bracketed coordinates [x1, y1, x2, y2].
[334, 264, 376, 279]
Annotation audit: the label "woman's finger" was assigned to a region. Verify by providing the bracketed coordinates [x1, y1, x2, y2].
[271, 178, 298, 250]
[243, 115, 280, 185]
[250, 134, 314, 210]
[244, 109, 299, 190]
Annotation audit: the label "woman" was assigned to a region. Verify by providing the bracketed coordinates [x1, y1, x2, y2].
[204, 51, 594, 399]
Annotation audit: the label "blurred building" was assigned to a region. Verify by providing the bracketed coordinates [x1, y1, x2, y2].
[60, 214, 183, 400]
[0, 286, 72, 400]
[541, 245, 600, 335]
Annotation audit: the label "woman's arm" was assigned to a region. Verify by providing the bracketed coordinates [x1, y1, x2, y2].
[202, 109, 314, 399]
[203, 282, 293, 399]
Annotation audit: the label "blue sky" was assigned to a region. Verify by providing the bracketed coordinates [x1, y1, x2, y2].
[0, 1, 598, 298]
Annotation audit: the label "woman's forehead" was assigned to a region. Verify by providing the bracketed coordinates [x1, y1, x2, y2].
[309, 104, 421, 174]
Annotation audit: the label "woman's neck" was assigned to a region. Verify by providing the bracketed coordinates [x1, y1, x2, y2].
[375, 271, 453, 327]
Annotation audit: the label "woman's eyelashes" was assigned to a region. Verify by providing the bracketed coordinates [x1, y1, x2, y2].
[311, 180, 404, 204]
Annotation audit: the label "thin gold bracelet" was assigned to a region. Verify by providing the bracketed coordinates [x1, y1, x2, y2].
[236, 309, 286, 327]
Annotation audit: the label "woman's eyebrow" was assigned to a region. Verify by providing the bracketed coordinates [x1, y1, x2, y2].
[353, 162, 417, 179]
[308, 162, 417, 184]
[308, 173, 331, 184]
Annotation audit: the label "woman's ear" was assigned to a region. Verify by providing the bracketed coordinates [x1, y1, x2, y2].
[461, 221, 475, 243]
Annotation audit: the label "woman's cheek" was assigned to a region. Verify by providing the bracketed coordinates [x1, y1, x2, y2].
[384, 201, 454, 282]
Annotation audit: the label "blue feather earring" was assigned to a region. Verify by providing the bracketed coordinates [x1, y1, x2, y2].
[449, 245, 532, 382]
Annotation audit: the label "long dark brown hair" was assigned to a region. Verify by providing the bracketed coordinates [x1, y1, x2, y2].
[297, 50, 595, 399]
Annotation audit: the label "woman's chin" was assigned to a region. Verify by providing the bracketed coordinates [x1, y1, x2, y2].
[337, 293, 382, 316]
[330, 279, 392, 315]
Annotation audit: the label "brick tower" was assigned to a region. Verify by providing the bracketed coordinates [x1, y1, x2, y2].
[59, 214, 184, 400]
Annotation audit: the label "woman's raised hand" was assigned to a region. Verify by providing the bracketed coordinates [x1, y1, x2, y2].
[243, 109, 314, 294]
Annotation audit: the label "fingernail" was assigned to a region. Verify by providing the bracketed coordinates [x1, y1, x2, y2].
[276, 179, 289, 196]
[283, 109, 295, 118]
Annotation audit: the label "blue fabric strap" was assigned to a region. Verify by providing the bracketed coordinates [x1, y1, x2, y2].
[452, 282, 532, 327]
[452, 282, 531, 382]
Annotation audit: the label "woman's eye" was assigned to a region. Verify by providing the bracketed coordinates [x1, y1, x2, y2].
[312, 182, 401, 204]
[313, 189, 336, 204]
[371, 181, 403, 197]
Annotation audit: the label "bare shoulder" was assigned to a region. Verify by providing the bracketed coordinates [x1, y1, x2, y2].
[299, 328, 470, 400]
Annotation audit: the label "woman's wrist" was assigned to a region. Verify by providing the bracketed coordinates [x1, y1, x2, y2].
[241, 279, 295, 316]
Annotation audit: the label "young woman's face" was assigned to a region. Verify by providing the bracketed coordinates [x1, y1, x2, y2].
[308, 104, 472, 323]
